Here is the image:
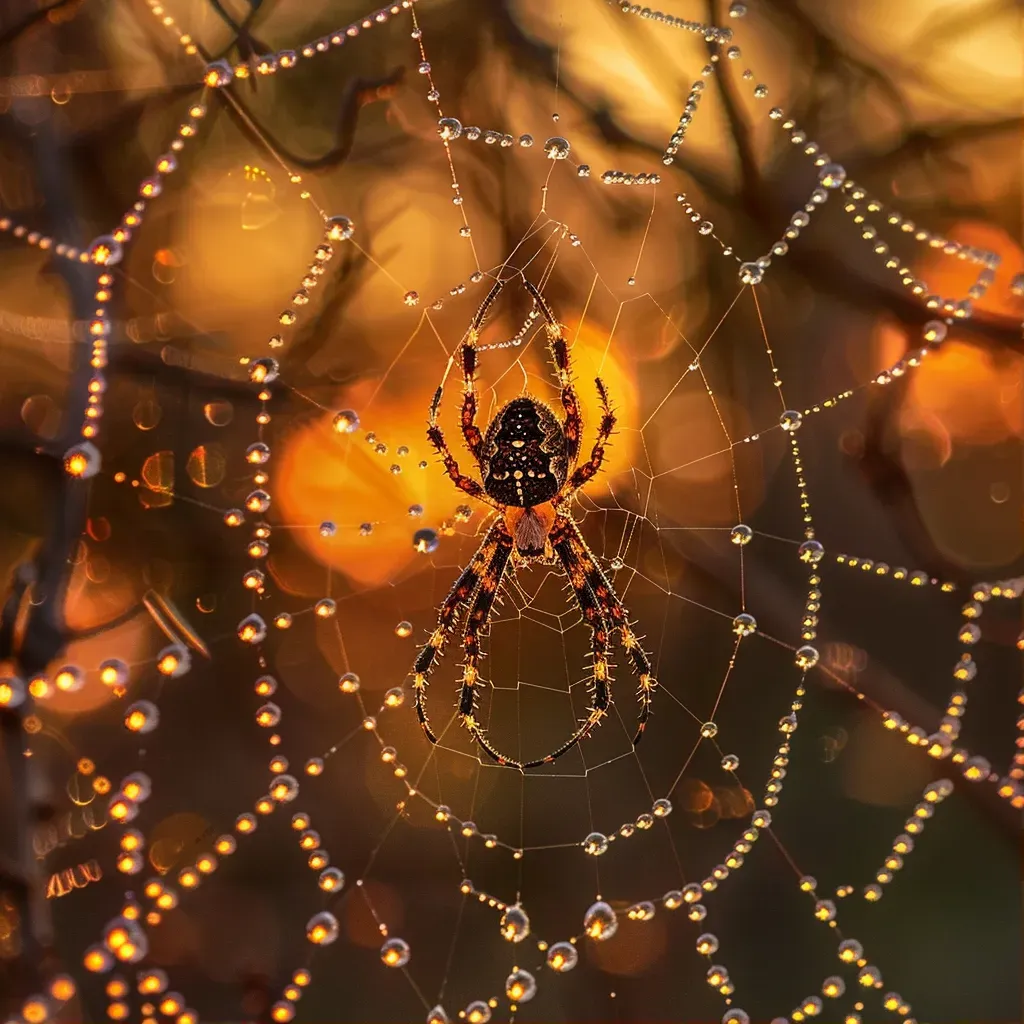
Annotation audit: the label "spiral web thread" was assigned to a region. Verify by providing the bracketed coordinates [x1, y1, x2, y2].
[1, 2, 1020, 1024]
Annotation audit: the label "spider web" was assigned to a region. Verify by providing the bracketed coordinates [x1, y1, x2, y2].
[0, 2, 1020, 1024]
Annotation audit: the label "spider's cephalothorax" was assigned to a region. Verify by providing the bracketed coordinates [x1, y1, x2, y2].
[414, 275, 657, 770]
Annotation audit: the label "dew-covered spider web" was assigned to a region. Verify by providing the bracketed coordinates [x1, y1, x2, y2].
[0, 2, 1021, 1024]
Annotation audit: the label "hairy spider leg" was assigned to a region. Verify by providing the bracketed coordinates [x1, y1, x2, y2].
[428, 386, 498, 509]
[413, 523, 503, 744]
[457, 531, 518, 763]
[521, 278, 583, 467]
[460, 327, 484, 463]
[469, 276, 509, 335]
[558, 377, 616, 502]
[565, 520, 657, 744]
[459, 277, 508, 463]
[468, 524, 618, 771]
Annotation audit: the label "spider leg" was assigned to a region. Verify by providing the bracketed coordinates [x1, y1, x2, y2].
[522, 278, 583, 467]
[456, 530, 521, 765]
[557, 377, 616, 503]
[460, 278, 509, 464]
[413, 523, 503, 745]
[470, 517, 617, 770]
[428, 387, 499, 508]
[469, 277, 509, 335]
[497, 522, 617, 766]
[564, 520, 656, 745]
[460, 327, 484, 463]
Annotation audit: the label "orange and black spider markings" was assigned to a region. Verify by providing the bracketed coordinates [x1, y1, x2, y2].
[415, 275, 657, 770]
[480, 397, 568, 509]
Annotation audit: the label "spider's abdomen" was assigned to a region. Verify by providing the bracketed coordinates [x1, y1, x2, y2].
[481, 397, 568, 507]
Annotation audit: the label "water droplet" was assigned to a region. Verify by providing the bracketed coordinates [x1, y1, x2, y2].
[99, 659, 129, 688]
[412, 528, 439, 554]
[0, 676, 26, 708]
[627, 900, 656, 921]
[505, 969, 536, 1003]
[739, 262, 763, 285]
[818, 163, 846, 189]
[54, 665, 85, 692]
[325, 216, 354, 241]
[798, 539, 823, 563]
[255, 702, 281, 727]
[306, 911, 339, 945]
[464, 1002, 491, 1024]
[437, 117, 462, 140]
[124, 701, 159, 734]
[544, 137, 571, 159]
[499, 904, 530, 942]
[270, 775, 299, 803]
[795, 645, 819, 669]
[203, 60, 233, 87]
[583, 831, 609, 855]
[89, 235, 123, 267]
[381, 937, 410, 967]
[732, 613, 757, 637]
[64, 442, 101, 479]
[730, 524, 753, 546]
[546, 941, 578, 971]
[583, 900, 618, 941]
[249, 358, 279, 385]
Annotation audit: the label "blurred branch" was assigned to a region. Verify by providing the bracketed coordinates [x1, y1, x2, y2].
[207, 0, 271, 66]
[0, 0, 80, 52]
[63, 601, 144, 643]
[215, 67, 407, 170]
[585, 109, 1024, 352]
[282, 242, 378, 375]
[0, 100, 99, 1013]
[706, 0, 763, 207]
[494, 3, 1021, 353]
[674, 530, 1020, 841]
[849, 115, 1022, 177]
[764, 0, 912, 128]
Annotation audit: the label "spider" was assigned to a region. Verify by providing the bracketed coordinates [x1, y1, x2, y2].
[411, 275, 657, 770]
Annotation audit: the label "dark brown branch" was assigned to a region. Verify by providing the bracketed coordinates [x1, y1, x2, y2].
[62, 601, 144, 643]
[214, 68, 407, 171]
[0, 0, 80, 52]
[706, 0, 763, 207]
[672, 531, 1020, 842]
[0, 56, 103, 1015]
